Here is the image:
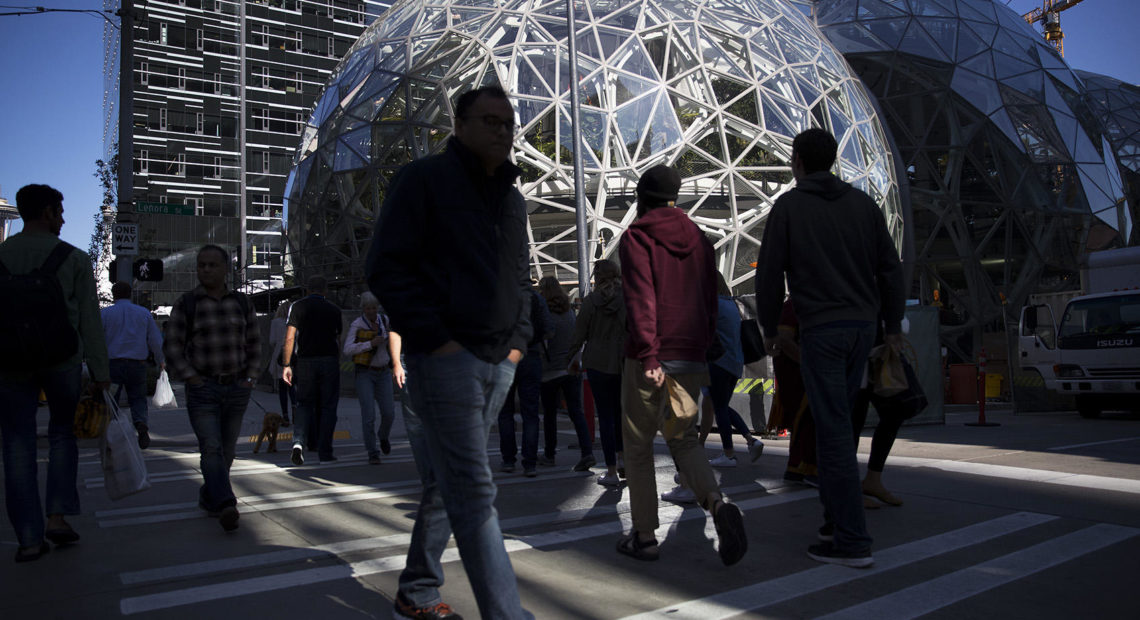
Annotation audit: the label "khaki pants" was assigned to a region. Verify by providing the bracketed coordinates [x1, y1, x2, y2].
[621, 358, 721, 535]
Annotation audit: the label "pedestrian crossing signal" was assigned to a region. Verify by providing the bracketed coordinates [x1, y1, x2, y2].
[133, 258, 164, 282]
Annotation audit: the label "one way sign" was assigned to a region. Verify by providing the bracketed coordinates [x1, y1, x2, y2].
[112, 222, 138, 256]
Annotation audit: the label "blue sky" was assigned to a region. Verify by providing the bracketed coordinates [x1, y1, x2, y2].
[2, 0, 1138, 251]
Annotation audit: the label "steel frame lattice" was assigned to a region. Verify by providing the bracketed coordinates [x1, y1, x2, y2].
[285, 0, 901, 293]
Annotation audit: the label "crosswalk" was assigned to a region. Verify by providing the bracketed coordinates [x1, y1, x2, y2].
[96, 439, 1139, 619]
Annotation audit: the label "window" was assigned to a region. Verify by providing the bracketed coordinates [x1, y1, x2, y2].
[213, 156, 223, 178]
[139, 149, 149, 174]
[140, 61, 148, 85]
[196, 112, 204, 134]
[196, 29, 204, 50]
[178, 67, 187, 90]
[176, 153, 186, 177]
[253, 106, 267, 131]
[159, 108, 167, 130]
[214, 73, 221, 95]
[160, 22, 168, 45]
[253, 23, 268, 47]
[327, 36, 335, 57]
[262, 151, 271, 174]
[185, 197, 203, 216]
[294, 112, 304, 134]
[286, 70, 299, 93]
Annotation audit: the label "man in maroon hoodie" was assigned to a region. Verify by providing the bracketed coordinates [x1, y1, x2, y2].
[616, 164, 748, 566]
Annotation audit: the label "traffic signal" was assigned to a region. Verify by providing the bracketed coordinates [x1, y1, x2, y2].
[133, 258, 164, 282]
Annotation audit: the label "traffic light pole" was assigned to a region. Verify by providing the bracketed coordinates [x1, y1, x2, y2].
[115, 0, 135, 286]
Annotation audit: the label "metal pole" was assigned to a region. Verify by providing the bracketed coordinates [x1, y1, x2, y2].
[115, 0, 134, 284]
[567, 0, 590, 298]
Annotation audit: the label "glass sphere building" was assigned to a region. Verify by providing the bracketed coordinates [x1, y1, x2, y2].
[813, 0, 1130, 352]
[285, 0, 902, 292]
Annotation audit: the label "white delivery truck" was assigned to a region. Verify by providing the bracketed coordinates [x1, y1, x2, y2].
[1019, 246, 1140, 418]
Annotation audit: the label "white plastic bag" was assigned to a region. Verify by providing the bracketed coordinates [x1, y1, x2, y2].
[100, 390, 151, 500]
[152, 369, 177, 409]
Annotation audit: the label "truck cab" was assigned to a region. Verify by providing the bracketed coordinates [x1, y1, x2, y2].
[1020, 291, 1140, 417]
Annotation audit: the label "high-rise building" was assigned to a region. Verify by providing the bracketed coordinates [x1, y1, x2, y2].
[104, 0, 391, 307]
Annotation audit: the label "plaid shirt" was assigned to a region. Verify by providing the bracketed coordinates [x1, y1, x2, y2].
[163, 286, 261, 381]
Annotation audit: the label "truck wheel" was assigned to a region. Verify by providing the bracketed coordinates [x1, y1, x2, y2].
[1076, 396, 1101, 419]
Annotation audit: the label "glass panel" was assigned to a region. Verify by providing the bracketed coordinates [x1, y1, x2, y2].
[615, 94, 657, 161]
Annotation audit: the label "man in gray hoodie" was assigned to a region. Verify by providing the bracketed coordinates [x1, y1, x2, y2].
[755, 129, 905, 569]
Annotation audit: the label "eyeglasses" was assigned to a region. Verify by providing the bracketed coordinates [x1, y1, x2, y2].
[464, 114, 517, 134]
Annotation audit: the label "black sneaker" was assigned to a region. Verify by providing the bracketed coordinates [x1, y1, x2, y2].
[368, 454, 382, 465]
[524, 466, 537, 478]
[380, 438, 392, 455]
[500, 461, 516, 473]
[219, 506, 240, 532]
[319, 456, 339, 464]
[572, 454, 596, 472]
[135, 422, 150, 450]
[393, 592, 463, 619]
[713, 502, 748, 566]
[290, 446, 304, 466]
[807, 542, 873, 568]
[818, 523, 834, 542]
[537, 454, 556, 467]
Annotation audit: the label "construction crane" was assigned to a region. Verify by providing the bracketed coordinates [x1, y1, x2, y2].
[1022, 0, 1087, 57]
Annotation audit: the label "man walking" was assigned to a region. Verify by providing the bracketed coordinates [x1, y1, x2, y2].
[617, 165, 748, 566]
[366, 85, 533, 620]
[498, 288, 550, 477]
[164, 244, 260, 532]
[282, 276, 342, 465]
[755, 128, 905, 568]
[102, 281, 165, 449]
[0, 184, 109, 561]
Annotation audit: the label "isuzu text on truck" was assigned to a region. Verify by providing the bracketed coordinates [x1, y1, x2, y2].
[1019, 247, 1140, 418]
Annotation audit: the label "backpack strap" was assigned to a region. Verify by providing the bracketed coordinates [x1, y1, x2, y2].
[39, 242, 76, 275]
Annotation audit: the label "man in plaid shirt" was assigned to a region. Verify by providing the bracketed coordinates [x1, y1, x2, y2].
[163, 244, 261, 532]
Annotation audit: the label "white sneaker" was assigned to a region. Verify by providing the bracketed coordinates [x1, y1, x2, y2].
[710, 454, 738, 468]
[747, 439, 764, 463]
[661, 485, 697, 504]
[597, 471, 621, 487]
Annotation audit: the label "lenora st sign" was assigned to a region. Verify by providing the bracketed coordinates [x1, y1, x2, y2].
[136, 201, 194, 216]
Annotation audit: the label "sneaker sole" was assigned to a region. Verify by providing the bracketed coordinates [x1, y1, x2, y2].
[714, 503, 748, 566]
[806, 549, 873, 568]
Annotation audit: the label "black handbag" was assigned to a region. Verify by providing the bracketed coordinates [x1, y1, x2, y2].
[740, 320, 767, 364]
[869, 355, 927, 421]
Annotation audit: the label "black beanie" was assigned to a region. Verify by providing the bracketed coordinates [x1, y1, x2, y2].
[636, 165, 681, 203]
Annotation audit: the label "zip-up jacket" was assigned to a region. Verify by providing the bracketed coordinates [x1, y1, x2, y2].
[365, 137, 532, 363]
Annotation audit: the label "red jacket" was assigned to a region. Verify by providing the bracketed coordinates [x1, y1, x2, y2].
[619, 207, 717, 371]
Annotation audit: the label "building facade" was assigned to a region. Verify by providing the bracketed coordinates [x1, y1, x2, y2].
[105, 0, 390, 307]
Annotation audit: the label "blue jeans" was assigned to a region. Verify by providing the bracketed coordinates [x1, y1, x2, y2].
[709, 364, 752, 451]
[186, 378, 251, 512]
[798, 322, 876, 553]
[541, 374, 593, 458]
[110, 358, 149, 426]
[398, 348, 531, 620]
[497, 352, 540, 468]
[355, 366, 395, 457]
[586, 369, 623, 467]
[0, 364, 82, 547]
[292, 356, 340, 460]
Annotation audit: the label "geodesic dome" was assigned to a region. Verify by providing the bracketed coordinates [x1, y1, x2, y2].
[285, 0, 901, 292]
[1078, 70, 1140, 245]
[814, 0, 1130, 349]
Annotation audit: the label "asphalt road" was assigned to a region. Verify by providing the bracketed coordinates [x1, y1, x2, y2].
[2, 390, 1138, 619]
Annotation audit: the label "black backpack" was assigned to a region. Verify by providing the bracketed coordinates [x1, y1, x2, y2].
[0, 242, 80, 372]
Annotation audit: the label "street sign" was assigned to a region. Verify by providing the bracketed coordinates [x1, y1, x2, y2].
[136, 201, 195, 216]
[112, 222, 139, 256]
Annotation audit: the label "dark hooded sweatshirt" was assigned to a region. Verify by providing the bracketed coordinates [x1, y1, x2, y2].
[619, 206, 718, 372]
[568, 283, 626, 375]
[755, 171, 904, 339]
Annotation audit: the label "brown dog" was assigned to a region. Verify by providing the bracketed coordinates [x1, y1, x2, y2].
[254, 412, 284, 453]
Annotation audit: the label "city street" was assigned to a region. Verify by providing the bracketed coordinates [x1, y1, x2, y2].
[2, 389, 1139, 619]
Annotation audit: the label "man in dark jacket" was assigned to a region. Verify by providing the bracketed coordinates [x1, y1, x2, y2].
[616, 164, 748, 566]
[755, 128, 905, 569]
[282, 276, 342, 465]
[365, 86, 533, 620]
[498, 288, 552, 477]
